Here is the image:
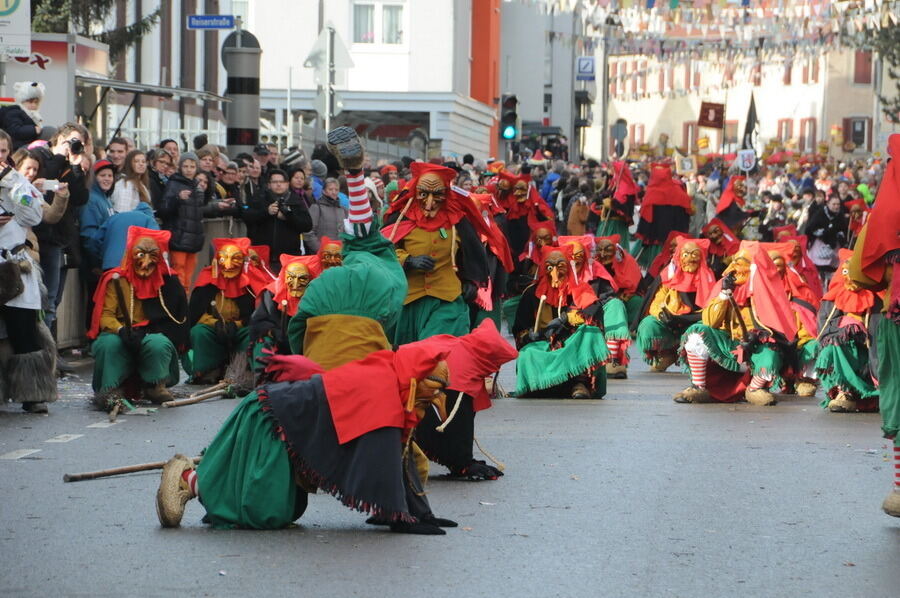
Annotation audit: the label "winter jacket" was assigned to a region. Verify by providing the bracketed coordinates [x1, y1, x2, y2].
[149, 168, 168, 214]
[158, 173, 206, 253]
[31, 149, 89, 249]
[243, 189, 313, 259]
[98, 202, 160, 270]
[111, 178, 149, 213]
[305, 195, 348, 254]
[0, 104, 40, 150]
[80, 181, 115, 269]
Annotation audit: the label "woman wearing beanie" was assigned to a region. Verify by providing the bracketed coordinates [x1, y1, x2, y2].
[0, 81, 45, 150]
[158, 152, 205, 288]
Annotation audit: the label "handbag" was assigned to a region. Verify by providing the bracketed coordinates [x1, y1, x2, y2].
[809, 238, 837, 268]
[0, 248, 26, 304]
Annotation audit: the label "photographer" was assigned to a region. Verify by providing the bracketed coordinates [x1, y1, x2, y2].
[242, 169, 312, 273]
[32, 123, 90, 337]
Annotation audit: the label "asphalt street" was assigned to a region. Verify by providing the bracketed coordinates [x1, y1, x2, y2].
[2, 349, 899, 597]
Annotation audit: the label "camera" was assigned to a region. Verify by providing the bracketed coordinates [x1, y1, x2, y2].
[43, 179, 60, 192]
[67, 138, 84, 155]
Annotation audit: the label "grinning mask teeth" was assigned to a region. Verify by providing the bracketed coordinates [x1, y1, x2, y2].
[320, 242, 343, 269]
[132, 237, 161, 278]
[768, 251, 786, 277]
[416, 173, 446, 219]
[679, 241, 702, 274]
[513, 180, 529, 203]
[544, 250, 569, 289]
[284, 262, 310, 298]
[414, 361, 450, 420]
[217, 244, 245, 279]
[595, 239, 615, 265]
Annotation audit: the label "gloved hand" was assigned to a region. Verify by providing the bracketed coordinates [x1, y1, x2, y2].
[118, 326, 145, 354]
[581, 300, 603, 323]
[405, 255, 435, 272]
[544, 316, 567, 338]
[526, 330, 543, 343]
[658, 307, 673, 325]
[721, 272, 736, 292]
[461, 281, 478, 303]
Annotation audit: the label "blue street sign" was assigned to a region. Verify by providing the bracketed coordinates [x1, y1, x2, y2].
[186, 14, 235, 30]
[576, 56, 595, 82]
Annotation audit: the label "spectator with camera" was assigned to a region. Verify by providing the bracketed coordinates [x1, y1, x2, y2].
[242, 168, 312, 272]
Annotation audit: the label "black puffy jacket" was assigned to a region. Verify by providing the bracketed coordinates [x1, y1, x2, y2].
[158, 173, 206, 253]
[0, 105, 40, 149]
[32, 150, 89, 249]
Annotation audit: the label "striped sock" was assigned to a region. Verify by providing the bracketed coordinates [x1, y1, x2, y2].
[748, 375, 769, 390]
[894, 444, 900, 490]
[346, 171, 372, 235]
[181, 469, 199, 498]
[685, 353, 707, 388]
[606, 339, 620, 363]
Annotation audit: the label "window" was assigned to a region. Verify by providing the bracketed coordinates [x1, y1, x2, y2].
[383, 5, 403, 44]
[783, 62, 792, 85]
[353, 4, 375, 43]
[639, 61, 647, 94]
[630, 124, 645, 146]
[610, 62, 618, 97]
[799, 118, 817, 153]
[630, 61, 637, 95]
[854, 50, 872, 84]
[843, 117, 872, 151]
[811, 58, 820, 83]
[724, 120, 738, 152]
[353, 2, 404, 45]
[777, 119, 793, 142]
[683, 121, 698, 151]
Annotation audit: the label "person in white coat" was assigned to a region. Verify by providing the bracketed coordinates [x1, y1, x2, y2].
[0, 167, 57, 413]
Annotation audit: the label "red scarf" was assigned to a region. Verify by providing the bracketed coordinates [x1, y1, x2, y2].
[716, 175, 746, 215]
[611, 161, 639, 203]
[782, 235, 824, 298]
[534, 244, 597, 311]
[659, 237, 716, 304]
[268, 254, 322, 317]
[518, 219, 559, 264]
[192, 237, 252, 298]
[647, 230, 689, 279]
[593, 234, 642, 294]
[247, 245, 276, 295]
[639, 163, 692, 223]
[469, 192, 515, 273]
[823, 248, 875, 314]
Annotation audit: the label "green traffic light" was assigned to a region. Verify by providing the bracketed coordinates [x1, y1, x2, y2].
[502, 125, 517, 140]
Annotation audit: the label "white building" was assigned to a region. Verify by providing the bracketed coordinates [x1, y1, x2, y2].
[241, 0, 497, 159]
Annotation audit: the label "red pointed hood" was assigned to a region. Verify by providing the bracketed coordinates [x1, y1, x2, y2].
[639, 163, 692, 223]
[247, 245, 276, 295]
[611, 161, 639, 203]
[648, 230, 690, 278]
[558, 235, 596, 284]
[823, 248, 876, 314]
[534, 244, 598, 311]
[193, 237, 252, 298]
[702, 218, 740, 257]
[519, 219, 559, 264]
[861, 134, 900, 283]
[120, 226, 172, 299]
[660, 237, 716, 303]
[716, 175, 746, 215]
[268, 254, 321, 317]
[469, 192, 515, 273]
[593, 234, 642, 294]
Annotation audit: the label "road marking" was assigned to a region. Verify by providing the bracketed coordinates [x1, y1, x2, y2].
[0, 449, 41, 460]
[87, 421, 121, 428]
[45, 434, 84, 443]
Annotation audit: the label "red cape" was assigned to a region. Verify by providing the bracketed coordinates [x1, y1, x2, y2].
[861, 134, 900, 281]
[193, 237, 252, 298]
[593, 234, 642, 294]
[247, 245, 276, 295]
[783, 235, 824, 298]
[647, 230, 689, 279]
[716, 176, 746, 215]
[660, 237, 716, 305]
[639, 164, 692, 224]
[702, 218, 740, 257]
[611, 161, 639, 203]
[267, 254, 322, 317]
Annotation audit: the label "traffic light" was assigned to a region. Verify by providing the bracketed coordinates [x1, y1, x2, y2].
[500, 94, 519, 141]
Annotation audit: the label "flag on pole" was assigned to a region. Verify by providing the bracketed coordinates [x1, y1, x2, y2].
[741, 93, 758, 150]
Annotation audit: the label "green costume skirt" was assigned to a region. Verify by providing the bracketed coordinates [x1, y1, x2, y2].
[814, 340, 878, 408]
[798, 340, 818, 369]
[470, 301, 501, 330]
[196, 393, 306, 529]
[623, 295, 643, 330]
[91, 332, 180, 393]
[501, 296, 523, 330]
[635, 242, 663, 270]
[603, 298, 630, 341]
[393, 295, 469, 345]
[636, 316, 679, 362]
[515, 324, 608, 396]
[681, 323, 783, 386]
[877, 317, 900, 439]
[182, 324, 250, 376]
[596, 219, 632, 251]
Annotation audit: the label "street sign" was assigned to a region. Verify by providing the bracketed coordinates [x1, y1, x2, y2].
[314, 89, 344, 118]
[698, 101, 725, 129]
[738, 149, 756, 171]
[304, 25, 353, 85]
[186, 14, 235, 30]
[576, 56, 595, 82]
[0, 0, 31, 57]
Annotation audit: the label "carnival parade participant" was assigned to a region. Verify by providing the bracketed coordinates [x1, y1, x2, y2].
[86, 227, 188, 411]
[714, 175, 749, 231]
[182, 237, 254, 384]
[676, 243, 798, 406]
[512, 244, 606, 399]
[634, 163, 693, 269]
[503, 219, 558, 328]
[594, 161, 638, 249]
[467, 192, 514, 329]
[701, 217, 740, 278]
[635, 237, 715, 373]
[246, 245, 277, 295]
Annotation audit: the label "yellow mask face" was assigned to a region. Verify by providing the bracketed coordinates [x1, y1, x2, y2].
[840, 261, 860, 292]
[513, 180, 529, 203]
[247, 248, 262, 268]
[284, 262, 310, 297]
[789, 240, 803, 265]
[768, 251, 786, 277]
[132, 237, 161, 278]
[498, 179, 511, 192]
[416, 173, 447, 219]
[733, 179, 746, 197]
[217, 244, 245, 279]
[727, 251, 752, 286]
[545, 250, 569, 288]
[679, 241, 702, 273]
[320, 243, 343, 269]
[567, 241, 586, 268]
[595, 239, 616, 265]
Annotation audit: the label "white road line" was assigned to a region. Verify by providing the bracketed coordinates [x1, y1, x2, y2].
[45, 434, 84, 443]
[0, 449, 42, 460]
[87, 421, 121, 428]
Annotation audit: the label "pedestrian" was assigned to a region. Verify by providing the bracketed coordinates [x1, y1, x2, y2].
[111, 149, 150, 213]
[149, 148, 173, 211]
[0, 81, 45, 150]
[305, 177, 347, 254]
[243, 168, 313, 271]
[105, 137, 128, 170]
[310, 159, 327, 199]
[288, 165, 314, 209]
[807, 194, 848, 284]
[79, 159, 117, 327]
[158, 152, 205, 288]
